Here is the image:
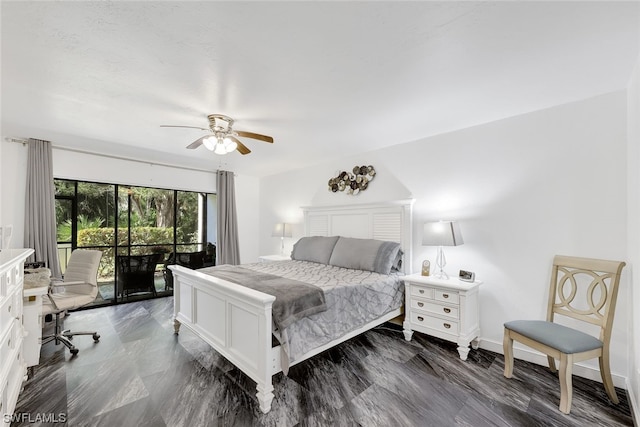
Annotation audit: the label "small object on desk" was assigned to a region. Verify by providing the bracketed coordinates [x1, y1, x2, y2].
[25, 261, 46, 269]
[23, 267, 51, 288]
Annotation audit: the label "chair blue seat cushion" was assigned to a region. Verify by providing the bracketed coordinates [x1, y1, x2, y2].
[504, 320, 603, 354]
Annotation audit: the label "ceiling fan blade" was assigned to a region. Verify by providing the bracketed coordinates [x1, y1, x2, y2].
[231, 136, 251, 155]
[186, 135, 207, 149]
[161, 125, 210, 131]
[236, 130, 274, 143]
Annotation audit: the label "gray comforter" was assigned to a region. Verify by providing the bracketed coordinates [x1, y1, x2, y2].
[199, 265, 327, 329]
[198, 261, 403, 374]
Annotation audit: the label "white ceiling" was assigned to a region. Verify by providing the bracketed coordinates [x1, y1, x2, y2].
[2, 1, 639, 177]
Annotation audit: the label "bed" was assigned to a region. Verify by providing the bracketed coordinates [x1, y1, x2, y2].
[170, 200, 414, 413]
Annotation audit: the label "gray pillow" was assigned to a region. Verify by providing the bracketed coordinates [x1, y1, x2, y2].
[290, 236, 340, 264]
[391, 249, 404, 271]
[328, 237, 402, 274]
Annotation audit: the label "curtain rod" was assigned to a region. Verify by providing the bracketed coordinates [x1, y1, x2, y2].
[4, 136, 217, 174]
[4, 137, 28, 145]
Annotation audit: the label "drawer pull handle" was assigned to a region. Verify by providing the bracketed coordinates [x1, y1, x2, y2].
[443, 308, 451, 314]
[442, 294, 449, 299]
[417, 316, 424, 322]
[417, 302, 424, 307]
[444, 323, 451, 329]
[419, 289, 425, 294]
[8, 305, 11, 312]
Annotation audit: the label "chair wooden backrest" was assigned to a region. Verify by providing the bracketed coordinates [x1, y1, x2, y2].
[547, 255, 625, 344]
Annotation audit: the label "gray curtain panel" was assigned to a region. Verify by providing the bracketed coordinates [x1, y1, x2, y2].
[216, 170, 240, 265]
[24, 139, 62, 278]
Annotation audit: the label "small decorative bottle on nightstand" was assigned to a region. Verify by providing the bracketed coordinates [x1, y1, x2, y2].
[402, 273, 481, 360]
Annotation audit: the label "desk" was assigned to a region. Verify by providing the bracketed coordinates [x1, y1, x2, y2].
[23, 285, 48, 368]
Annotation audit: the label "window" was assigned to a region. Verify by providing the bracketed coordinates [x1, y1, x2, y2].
[54, 179, 216, 307]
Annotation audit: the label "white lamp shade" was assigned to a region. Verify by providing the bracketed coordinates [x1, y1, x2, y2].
[202, 136, 216, 151]
[422, 221, 463, 246]
[223, 137, 238, 153]
[272, 223, 293, 238]
[213, 141, 228, 155]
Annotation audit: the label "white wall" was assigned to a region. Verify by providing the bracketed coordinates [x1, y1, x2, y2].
[1, 141, 29, 246]
[260, 91, 630, 386]
[627, 56, 640, 419]
[0, 146, 260, 264]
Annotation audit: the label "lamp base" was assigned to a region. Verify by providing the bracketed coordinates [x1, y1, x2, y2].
[433, 269, 449, 280]
[434, 246, 448, 279]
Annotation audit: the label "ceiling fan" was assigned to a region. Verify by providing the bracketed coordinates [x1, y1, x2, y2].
[160, 114, 274, 155]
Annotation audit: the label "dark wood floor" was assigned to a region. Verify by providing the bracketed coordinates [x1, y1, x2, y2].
[13, 297, 633, 426]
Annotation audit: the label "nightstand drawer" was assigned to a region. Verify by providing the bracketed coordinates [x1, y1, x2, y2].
[435, 289, 458, 304]
[411, 312, 458, 334]
[410, 285, 434, 299]
[411, 299, 458, 319]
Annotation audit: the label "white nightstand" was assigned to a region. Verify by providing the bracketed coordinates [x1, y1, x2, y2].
[258, 254, 291, 262]
[402, 273, 481, 360]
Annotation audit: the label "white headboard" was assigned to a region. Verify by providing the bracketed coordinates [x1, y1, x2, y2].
[301, 199, 414, 273]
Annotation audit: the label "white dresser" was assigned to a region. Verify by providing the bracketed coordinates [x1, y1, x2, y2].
[402, 273, 481, 360]
[0, 248, 34, 425]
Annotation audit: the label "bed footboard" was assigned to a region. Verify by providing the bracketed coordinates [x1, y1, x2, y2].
[169, 265, 278, 413]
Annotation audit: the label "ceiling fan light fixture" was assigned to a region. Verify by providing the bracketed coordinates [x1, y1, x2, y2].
[214, 140, 228, 155]
[223, 137, 237, 153]
[202, 136, 216, 151]
[163, 113, 273, 156]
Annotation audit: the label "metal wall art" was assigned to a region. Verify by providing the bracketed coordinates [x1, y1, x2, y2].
[328, 165, 376, 195]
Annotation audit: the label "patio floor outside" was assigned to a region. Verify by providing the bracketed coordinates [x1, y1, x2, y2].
[93, 272, 172, 305]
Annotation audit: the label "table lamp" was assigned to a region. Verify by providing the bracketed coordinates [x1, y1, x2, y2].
[422, 221, 463, 279]
[272, 223, 292, 255]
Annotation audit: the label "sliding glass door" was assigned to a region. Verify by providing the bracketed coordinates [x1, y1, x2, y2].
[54, 179, 216, 307]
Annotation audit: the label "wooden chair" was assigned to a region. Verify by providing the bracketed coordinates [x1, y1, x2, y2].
[503, 255, 625, 414]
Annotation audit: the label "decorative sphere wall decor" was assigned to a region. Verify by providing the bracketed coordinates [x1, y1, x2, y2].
[328, 165, 376, 195]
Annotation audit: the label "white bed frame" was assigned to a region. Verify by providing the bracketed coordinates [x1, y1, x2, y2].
[170, 199, 414, 413]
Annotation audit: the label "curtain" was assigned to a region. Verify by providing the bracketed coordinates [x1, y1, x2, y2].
[216, 170, 240, 265]
[24, 139, 62, 278]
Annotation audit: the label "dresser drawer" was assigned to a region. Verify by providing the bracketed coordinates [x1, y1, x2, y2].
[0, 320, 17, 369]
[410, 284, 434, 299]
[410, 312, 459, 334]
[6, 264, 22, 291]
[0, 292, 19, 335]
[411, 299, 458, 319]
[0, 271, 5, 298]
[435, 289, 459, 304]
